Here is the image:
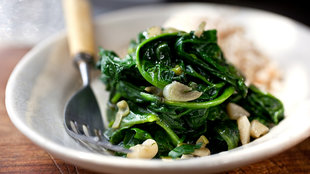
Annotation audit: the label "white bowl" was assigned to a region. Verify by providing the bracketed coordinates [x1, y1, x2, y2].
[6, 3, 310, 174]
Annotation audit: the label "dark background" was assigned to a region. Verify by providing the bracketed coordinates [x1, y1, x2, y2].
[92, 0, 309, 27]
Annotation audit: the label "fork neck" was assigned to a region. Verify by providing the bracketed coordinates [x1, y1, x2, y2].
[74, 53, 94, 87]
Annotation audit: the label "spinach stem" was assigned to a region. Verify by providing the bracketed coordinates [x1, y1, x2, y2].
[111, 92, 122, 104]
[175, 109, 193, 118]
[156, 120, 181, 146]
[164, 86, 235, 109]
[140, 92, 160, 102]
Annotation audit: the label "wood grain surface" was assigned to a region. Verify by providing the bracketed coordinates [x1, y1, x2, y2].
[0, 47, 309, 173]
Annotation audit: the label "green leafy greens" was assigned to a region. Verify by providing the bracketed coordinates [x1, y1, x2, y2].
[97, 26, 284, 159]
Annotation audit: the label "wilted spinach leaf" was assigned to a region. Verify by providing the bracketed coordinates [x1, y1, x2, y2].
[207, 120, 240, 153]
[168, 143, 202, 158]
[233, 85, 284, 126]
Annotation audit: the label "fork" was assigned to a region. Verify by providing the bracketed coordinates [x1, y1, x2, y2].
[66, 119, 129, 153]
[63, 0, 129, 154]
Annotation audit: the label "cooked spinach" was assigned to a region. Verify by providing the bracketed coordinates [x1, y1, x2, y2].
[231, 85, 284, 126]
[168, 143, 202, 158]
[97, 27, 284, 158]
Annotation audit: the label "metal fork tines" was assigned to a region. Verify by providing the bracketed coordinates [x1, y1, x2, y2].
[65, 120, 130, 153]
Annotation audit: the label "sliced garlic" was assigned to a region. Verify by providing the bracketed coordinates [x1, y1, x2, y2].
[237, 116, 251, 145]
[227, 103, 250, 120]
[196, 135, 209, 148]
[171, 65, 183, 75]
[181, 154, 194, 159]
[112, 100, 130, 128]
[145, 86, 163, 96]
[147, 26, 162, 38]
[127, 139, 158, 159]
[163, 27, 179, 33]
[194, 21, 206, 38]
[163, 81, 202, 102]
[192, 148, 210, 157]
[250, 120, 269, 138]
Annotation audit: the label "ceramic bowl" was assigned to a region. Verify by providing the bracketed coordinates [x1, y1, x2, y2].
[6, 3, 310, 174]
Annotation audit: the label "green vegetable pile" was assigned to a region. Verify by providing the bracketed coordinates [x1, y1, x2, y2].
[96, 26, 284, 159]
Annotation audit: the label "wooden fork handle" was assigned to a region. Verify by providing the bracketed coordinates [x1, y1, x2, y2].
[63, 0, 96, 59]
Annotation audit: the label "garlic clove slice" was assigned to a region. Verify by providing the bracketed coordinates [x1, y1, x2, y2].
[163, 81, 202, 102]
[237, 115, 251, 145]
[112, 100, 130, 128]
[227, 102, 250, 120]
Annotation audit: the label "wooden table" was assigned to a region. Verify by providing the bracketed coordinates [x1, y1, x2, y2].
[0, 47, 309, 173]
